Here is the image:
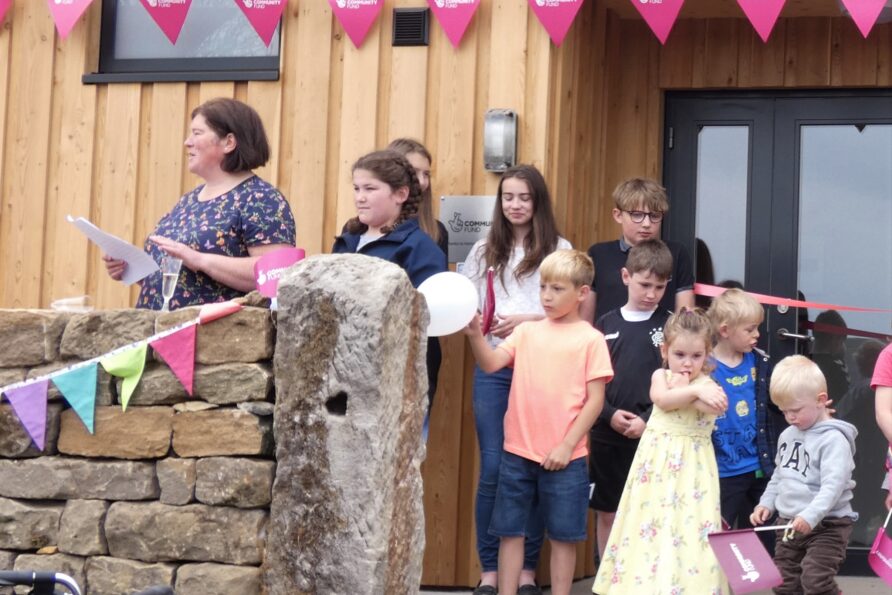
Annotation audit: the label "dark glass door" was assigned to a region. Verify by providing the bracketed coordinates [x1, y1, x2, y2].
[664, 91, 892, 573]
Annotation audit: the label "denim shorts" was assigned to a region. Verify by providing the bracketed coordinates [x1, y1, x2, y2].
[489, 451, 590, 543]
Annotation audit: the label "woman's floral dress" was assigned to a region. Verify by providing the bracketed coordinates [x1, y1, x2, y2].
[136, 176, 295, 310]
[593, 372, 729, 595]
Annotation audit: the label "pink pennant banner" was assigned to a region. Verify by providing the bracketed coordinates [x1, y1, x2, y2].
[629, 0, 684, 45]
[0, 0, 11, 24]
[150, 323, 197, 395]
[428, 0, 480, 48]
[198, 300, 243, 324]
[233, 0, 285, 47]
[737, 0, 786, 43]
[3, 380, 49, 451]
[708, 529, 783, 593]
[528, 0, 584, 46]
[328, 0, 383, 48]
[255, 247, 305, 298]
[46, 0, 95, 40]
[139, 0, 193, 45]
[841, 0, 888, 38]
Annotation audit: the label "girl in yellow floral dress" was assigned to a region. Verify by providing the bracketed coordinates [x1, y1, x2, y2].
[593, 309, 730, 595]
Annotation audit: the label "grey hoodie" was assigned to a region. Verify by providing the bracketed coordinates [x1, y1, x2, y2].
[757, 418, 858, 530]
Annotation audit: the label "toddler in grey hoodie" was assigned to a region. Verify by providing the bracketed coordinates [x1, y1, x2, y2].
[750, 355, 857, 595]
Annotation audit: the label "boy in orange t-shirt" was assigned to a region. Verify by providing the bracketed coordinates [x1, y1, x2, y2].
[465, 249, 613, 595]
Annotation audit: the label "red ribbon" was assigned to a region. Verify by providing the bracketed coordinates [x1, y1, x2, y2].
[694, 283, 892, 314]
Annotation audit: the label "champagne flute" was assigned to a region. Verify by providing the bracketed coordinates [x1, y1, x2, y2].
[160, 255, 183, 312]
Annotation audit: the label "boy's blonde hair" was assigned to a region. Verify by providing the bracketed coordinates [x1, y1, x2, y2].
[613, 178, 670, 213]
[769, 355, 828, 408]
[708, 288, 764, 330]
[539, 249, 594, 288]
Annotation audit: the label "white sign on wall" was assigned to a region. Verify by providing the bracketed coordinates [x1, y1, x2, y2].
[439, 195, 497, 265]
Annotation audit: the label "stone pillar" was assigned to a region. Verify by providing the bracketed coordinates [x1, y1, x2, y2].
[263, 254, 428, 595]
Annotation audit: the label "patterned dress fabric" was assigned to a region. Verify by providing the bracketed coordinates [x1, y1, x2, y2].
[593, 372, 729, 595]
[136, 176, 295, 310]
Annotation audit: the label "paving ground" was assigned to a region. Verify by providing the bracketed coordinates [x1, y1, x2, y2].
[420, 575, 887, 594]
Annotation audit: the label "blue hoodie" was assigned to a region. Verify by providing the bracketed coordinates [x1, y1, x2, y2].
[757, 418, 858, 530]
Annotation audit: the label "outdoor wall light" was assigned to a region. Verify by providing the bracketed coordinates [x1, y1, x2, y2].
[483, 109, 518, 172]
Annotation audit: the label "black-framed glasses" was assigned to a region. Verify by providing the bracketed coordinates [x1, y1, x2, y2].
[625, 210, 663, 223]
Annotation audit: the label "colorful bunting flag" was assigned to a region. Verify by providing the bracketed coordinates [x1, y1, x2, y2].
[46, 0, 95, 40]
[0, 0, 11, 24]
[139, 0, 193, 45]
[100, 343, 148, 411]
[630, 0, 684, 45]
[199, 300, 243, 324]
[841, 0, 888, 38]
[3, 380, 49, 450]
[150, 323, 197, 395]
[737, 0, 786, 43]
[233, 0, 285, 47]
[428, 0, 480, 48]
[528, 0, 584, 46]
[51, 364, 98, 433]
[329, 0, 383, 48]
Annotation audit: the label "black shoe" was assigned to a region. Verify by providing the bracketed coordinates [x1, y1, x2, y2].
[517, 583, 543, 595]
[473, 584, 498, 595]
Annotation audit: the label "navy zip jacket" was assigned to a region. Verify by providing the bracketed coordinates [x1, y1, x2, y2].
[754, 348, 786, 476]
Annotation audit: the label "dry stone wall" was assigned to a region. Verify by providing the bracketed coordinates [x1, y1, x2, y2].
[0, 255, 428, 595]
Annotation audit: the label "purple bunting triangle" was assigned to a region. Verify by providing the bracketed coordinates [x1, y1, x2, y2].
[3, 380, 49, 450]
[51, 364, 98, 434]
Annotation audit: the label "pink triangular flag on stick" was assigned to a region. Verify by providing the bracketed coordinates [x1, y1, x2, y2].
[150, 324, 197, 395]
[737, 0, 786, 43]
[629, 0, 685, 45]
[0, 0, 12, 24]
[139, 0, 193, 44]
[3, 380, 49, 451]
[233, 0, 285, 47]
[841, 0, 888, 38]
[329, 0, 383, 48]
[46, 0, 95, 40]
[428, 0, 480, 48]
[528, 0, 584, 46]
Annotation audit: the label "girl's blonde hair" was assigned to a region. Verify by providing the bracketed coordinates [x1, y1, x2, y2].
[387, 138, 442, 245]
[663, 307, 715, 374]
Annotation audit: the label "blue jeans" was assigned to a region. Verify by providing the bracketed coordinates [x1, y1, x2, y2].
[473, 366, 544, 573]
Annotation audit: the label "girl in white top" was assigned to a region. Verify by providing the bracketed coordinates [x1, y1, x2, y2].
[462, 164, 571, 595]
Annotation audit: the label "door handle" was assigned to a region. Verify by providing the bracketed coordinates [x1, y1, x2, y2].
[776, 328, 813, 342]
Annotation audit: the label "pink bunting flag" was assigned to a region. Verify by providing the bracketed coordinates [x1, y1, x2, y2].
[428, 0, 480, 48]
[198, 300, 243, 324]
[233, 0, 285, 47]
[150, 324, 197, 395]
[46, 0, 95, 40]
[139, 0, 193, 45]
[629, 0, 684, 45]
[0, 0, 11, 24]
[737, 0, 785, 43]
[708, 528, 783, 593]
[528, 0, 584, 46]
[328, 0, 383, 48]
[3, 380, 49, 451]
[841, 0, 888, 38]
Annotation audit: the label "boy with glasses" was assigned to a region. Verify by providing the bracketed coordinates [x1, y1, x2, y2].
[581, 178, 695, 324]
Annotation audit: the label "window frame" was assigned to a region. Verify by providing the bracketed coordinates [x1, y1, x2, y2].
[83, 0, 281, 84]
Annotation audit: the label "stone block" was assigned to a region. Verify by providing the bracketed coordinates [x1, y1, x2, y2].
[195, 458, 274, 508]
[121, 363, 187, 406]
[0, 550, 15, 594]
[156, 457, 196, 505]
[26, 362, 115, 406]
[157, 307, 273, 364]
[85, 556, 176, 595]
[262, 255, 428, 595]
[175, 563, 261, 595]
[194, 363, 273, 404]
[58, 407, 172, 459]
[172, 409, 272, 457]
[0, 310, 68, 367]
[60, 310, 156, 360]
[0, 457, 158, 500]
[0, 369, 24, 387]
[13, 554, 85, 594]
[0, 498, 63, 550]
[105, 502, 267, 565]
[0, 403, 62, 458]
[58, 500, 109, 556]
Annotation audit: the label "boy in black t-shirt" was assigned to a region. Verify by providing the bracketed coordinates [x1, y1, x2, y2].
[581, 178, 694, 324]
[589, 239, 674, 561]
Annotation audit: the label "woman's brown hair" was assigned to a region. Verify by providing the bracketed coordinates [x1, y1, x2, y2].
[191, 98, 270, 173]
[344, 150, 423, 235]
[388, 138, 442, 245]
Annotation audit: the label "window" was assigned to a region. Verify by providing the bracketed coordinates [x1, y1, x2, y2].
[83, 0, 281, 84]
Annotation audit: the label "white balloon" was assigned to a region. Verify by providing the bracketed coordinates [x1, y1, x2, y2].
[417, 272, 478, 337]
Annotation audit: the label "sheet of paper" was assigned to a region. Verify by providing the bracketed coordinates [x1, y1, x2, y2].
[67, 215, 159, 285]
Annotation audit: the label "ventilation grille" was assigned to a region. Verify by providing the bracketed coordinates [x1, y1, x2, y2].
[393, 8, 429, 47]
